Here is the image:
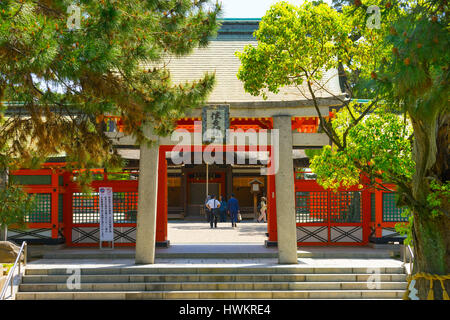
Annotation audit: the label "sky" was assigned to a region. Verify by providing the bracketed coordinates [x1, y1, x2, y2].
[219, 0, 332, 18]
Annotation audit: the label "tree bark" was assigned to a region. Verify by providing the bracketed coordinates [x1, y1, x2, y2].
[0, 224, 7, 241]
[413, 209, 450, 299]
[410, 113, 450, 300]
[0, 168, 8, 241]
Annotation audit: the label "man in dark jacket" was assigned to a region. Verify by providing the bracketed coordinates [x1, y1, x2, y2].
[218, 195, 228, 222]
[227, 194, 240, 228]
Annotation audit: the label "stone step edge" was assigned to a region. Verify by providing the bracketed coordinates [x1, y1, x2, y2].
[18, 286, 408, 293]
[21, 276, 407, 285]
[25, 267, 406, 276]
[22, 275, 406, 284]
[22, 272, 407, 278]
[15, 290, 406, 300]
[19, 281, 408, 287]
[42, 253, 393, 259]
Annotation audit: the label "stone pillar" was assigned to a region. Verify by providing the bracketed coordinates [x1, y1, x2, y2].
[272, 115, 298, 264]
[181, 167, 187, 218]
[135, 126, 160, 264]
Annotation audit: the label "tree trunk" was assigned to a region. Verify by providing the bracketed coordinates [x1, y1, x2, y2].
[0, 224, 7, 241]
[0, 168, 8, 241]
[409, 113, 449, 300]
[413, 209, 450, 299]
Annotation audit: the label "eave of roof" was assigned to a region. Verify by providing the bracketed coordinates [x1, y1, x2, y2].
[214, 19, 260, 41]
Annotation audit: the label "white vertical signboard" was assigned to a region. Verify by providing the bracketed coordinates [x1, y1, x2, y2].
[99, 187, 114, 249]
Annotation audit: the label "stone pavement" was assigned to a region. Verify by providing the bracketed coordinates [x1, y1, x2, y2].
[40, 244, 399, 260]
[24, 221, 404, 269]
[34, 221, 400, 260]
[168, 221, 268, 244]
[26, 257, 404, 270]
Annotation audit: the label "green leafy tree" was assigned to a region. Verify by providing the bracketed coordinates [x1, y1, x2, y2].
[237, 0, 449, 299]
[0, 183, 36, 241]
[0, 0, 220, 183]
[310, 105, 415, 190]
[309, 105, 417, 244]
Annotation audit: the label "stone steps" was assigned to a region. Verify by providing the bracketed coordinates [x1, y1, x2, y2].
[24, 266, 405, 275]
[21, 273, 407, 283]
[19, 281, 407, 292]
[41, 248, 396, 260]
[16, 265, 407, 300]
[16, 290, 406, 300]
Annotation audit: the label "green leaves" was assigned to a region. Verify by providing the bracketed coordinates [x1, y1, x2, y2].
[236, 1, 352, 98]
[310, 103, 414, 190]
[0, 183, 36, 229]
[395, 208, 414, 246]
[427, 180, 450, 218]
[344, 1, 450, 120]
[310, 144, 361, 190]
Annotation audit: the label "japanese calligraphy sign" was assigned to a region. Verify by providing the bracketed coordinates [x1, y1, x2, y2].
[99, 187, 114, 242]
[202, 105, 230, 144]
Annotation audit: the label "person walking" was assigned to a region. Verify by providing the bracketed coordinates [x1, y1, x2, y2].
[219, 195, 228, 222]
[205, 195, 211, 223]
[206, 194, 221, 229]
[257, 196, 267, 223]
[227, 194, 240, 228]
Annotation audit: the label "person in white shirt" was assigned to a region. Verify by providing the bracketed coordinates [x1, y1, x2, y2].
[206, 194, 221, 229]
[205, 195, 211, 222]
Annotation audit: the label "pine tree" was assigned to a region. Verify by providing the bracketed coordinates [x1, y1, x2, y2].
[0, 0, 220, 178]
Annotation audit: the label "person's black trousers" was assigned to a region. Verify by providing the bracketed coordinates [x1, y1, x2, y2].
[210, 209, 218, 228]
[219, 210, 227, 222]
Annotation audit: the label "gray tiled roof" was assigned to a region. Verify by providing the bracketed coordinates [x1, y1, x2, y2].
[149, 41, 343, 103]
[141, 20, 344, 104]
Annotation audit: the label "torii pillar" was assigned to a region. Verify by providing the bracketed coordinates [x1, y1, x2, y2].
[135, 126, 160, 264]
[272, 115, 298, 264]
